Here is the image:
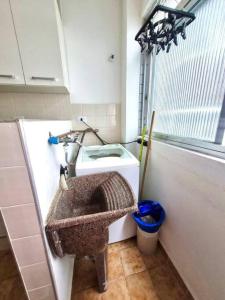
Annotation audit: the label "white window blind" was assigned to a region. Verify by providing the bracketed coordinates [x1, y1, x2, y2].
[152, 0, 225, 144]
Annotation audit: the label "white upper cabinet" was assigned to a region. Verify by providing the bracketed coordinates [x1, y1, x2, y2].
[1, 0, 69, 93]
[0, 0, 25, 86]
[10, 0, 69, 92]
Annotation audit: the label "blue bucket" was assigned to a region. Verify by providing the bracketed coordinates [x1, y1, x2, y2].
[132, 200, 166, 233]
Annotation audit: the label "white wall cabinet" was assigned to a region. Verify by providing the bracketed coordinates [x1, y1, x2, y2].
[0, 0, 69, 93]
[0, 0, 25, 86]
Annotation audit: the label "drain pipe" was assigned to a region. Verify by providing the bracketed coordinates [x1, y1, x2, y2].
[64, 139, 82, 166]
[59, 165, 68, 191]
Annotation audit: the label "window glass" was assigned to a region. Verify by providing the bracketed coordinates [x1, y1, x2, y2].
[152, 0, 225, 144]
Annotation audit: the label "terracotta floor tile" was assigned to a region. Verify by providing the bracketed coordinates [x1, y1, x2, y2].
[120, 246, 146, 276]
[126, 271, 159, 300]
[102, 278, 130, 300]
[73, 287, 102, 300]
[0, 249, 26, 300]
[167, 259, 194, 300]
[0, 237, 10, 251]
[0, 250, 18, 282]
[71, 240, 193, 300]
[73, 256, 98, 292]
[142, 244, 169, 270]
[108, 238, 136, 254]
[148, 264, 191, 300]
[0, 276, 27, 300]
[108, 251, 124, 281]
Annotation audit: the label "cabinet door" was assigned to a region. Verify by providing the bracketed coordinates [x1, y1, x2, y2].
[0, 0, 24, 85]
[10, 0, 68, 88]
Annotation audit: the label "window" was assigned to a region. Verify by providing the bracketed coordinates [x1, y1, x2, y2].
[140, 0, 225, 158]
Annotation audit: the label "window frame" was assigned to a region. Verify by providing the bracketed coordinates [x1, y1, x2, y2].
[153, 132, 225, 159]
[140, 0, 225, 159]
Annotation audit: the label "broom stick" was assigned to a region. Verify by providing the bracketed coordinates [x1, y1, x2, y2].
[140, 110, 155, 199]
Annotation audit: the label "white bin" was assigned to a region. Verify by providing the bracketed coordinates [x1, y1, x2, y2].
[137, 226, 158, 255]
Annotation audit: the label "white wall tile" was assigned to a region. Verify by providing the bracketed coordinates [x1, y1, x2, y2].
[13, 94, 46, 119]
[95, 115, 108, 128]
[82, 104, 96, 116]
[94, 104, 108, 116]
[0, 94, 16, 120]
[107, 104, 116, 115]
[0, 94, 121, 150]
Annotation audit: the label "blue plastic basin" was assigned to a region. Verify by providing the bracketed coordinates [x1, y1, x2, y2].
[132, 200, 166, 233]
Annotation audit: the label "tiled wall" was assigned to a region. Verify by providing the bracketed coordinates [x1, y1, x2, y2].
[0, 122, 55, 300]
[78, 103, 121, 145]
[0, 93, 121, 300]
[0, 92, 121, 242]
[0, 93, 121, 145]
[20, 120, 76, 300]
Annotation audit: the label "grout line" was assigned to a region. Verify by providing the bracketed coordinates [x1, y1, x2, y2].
[114, 243, 131, 300]
[119, 249, 126, 279]
[19, 260, 47, 270]
[124, 276, 132, 300]
[17, 120, 59, 300]
[107, 252, 131, 298]
[1, 202, 34, 209]
[4, 228, 30, 300]
[11, 233, 41, 242]
[27, 283, 52, 293]
[9, 232, 41, 241]
[0, 165, 26, 170]
[74, 240, 141, 298]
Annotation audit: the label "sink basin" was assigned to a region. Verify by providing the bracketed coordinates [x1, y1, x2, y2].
[45, 171, 136, 292]
[46, 171, 136, 257]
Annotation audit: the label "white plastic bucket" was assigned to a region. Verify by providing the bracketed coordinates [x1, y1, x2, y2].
[137, 226, 158, 255]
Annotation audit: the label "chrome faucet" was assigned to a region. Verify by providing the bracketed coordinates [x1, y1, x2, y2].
[48, 132, 82, 147]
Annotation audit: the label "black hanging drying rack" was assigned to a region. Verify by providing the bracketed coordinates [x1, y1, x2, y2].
[135, 5, 195, 54]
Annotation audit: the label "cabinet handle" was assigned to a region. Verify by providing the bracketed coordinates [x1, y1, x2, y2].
[0, 74, 15, 79]
[31, 76, 56, 81]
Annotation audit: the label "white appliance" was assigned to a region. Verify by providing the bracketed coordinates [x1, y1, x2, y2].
[76, 144, 140, 243]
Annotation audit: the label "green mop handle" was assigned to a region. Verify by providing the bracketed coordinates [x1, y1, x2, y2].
[139, 126, 146, 162]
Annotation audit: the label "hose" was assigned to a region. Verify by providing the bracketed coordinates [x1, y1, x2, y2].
[80, 119, 137, 145]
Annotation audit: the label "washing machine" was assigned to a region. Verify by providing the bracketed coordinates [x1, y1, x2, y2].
[76, 144, 140, 243]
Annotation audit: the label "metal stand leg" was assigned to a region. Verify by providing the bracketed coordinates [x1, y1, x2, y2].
[94, 248, 108, 293]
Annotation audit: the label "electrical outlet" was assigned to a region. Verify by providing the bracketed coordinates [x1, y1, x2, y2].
[77, 116, 87, 123]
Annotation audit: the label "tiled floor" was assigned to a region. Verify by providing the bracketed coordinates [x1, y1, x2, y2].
[72, 238, 193, 300]
[0, 248, 27, 300]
